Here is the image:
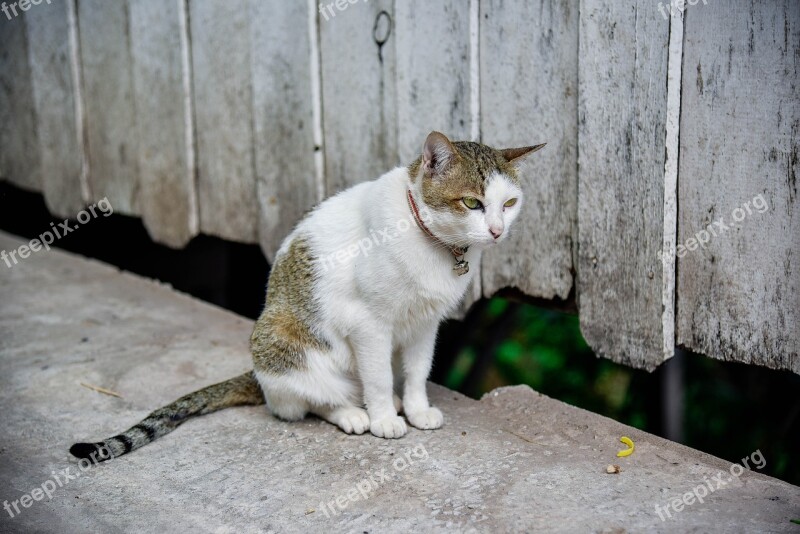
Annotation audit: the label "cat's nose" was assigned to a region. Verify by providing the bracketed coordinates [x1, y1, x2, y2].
[489, 226, 503, 239]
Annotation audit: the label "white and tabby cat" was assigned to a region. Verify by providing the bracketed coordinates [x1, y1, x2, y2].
[71, 131, 544, 460]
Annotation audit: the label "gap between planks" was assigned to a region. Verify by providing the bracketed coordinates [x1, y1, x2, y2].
[661, 6, 685, 363]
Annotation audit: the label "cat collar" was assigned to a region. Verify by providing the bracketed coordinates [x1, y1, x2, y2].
[406, 190, 470, 276]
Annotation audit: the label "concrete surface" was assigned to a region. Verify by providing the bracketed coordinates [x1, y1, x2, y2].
[0, 229, 798, 533]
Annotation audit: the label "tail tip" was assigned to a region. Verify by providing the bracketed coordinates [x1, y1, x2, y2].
[69, 442, 108, 461]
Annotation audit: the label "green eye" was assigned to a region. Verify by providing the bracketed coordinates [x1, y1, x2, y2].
[463, 197, 482, 210]
[504, 198, 518, 208]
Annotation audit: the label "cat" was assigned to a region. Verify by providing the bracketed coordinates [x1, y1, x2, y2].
[70, 131, 544, 461]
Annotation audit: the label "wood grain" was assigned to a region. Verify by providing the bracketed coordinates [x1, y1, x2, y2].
[129, 0, 198, 248]
[190, 0, 258, 242]
[320, 0, 397, 193]
[0, 13, 41, 192]
[480, 0, 578, 302]
[77, 0, 139, 214]
[394, 0, 472, 164]
[577, 0, 671, 370]
[25, 0, 85, 217]
[250, 0, 318, 261]
[676, 1, 799, 373]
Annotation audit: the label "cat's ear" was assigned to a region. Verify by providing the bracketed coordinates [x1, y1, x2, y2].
[499, 144, 546, 166]
[422, 131, 457, 177]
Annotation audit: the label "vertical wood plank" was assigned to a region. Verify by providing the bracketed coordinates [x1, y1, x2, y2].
[0, 12, 41, 192]
[190, 0, 257, 243]
[394, 0, 480, 318]
[129, 0, 198, 248]
[479, 0, 578, 301]
[320, 0, 397, 193]
[676, 1, 799, 373]
[77, 0, 139, 214]
[250, 0, 317, 261]
[26, 0, 85, 218]
[394, 0, 471, 164]
[577, 0, 670, 370]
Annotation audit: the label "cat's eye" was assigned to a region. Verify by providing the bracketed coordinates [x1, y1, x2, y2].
[462, 197, 482, 210]
[504, 198, 518, 208]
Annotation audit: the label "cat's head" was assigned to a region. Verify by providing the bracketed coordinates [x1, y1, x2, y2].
[408, 131, 545, 250]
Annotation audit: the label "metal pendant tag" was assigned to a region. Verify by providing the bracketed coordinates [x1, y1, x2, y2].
[453, 259, 469, 276]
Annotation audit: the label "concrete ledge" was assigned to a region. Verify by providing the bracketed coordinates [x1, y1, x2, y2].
[0, 230, 798, 533]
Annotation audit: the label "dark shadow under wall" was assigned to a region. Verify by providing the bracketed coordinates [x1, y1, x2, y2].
[0, 182, 270, 319]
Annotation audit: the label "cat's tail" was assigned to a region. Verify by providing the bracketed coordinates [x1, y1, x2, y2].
[69, 371, 264, 462]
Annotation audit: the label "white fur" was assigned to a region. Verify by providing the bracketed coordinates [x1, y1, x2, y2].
[256, 166, 523, 438]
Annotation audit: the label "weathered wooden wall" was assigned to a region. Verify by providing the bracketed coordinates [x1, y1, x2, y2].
[0, 0, 796, 374]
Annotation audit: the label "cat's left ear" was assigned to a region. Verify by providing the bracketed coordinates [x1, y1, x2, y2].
[499, 144, 546, 167]
[422, 131, 458, 177]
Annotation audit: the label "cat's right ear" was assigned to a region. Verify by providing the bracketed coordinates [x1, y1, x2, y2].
[499, 144, 547, 167]
[422, 131, 457, 177]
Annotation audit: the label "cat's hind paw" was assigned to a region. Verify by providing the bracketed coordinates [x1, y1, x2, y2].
[370, 415, 408, 439]
[406, 407, 444, 430]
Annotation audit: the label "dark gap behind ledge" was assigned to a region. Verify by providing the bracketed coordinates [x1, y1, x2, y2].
[0, 182, 270, 319]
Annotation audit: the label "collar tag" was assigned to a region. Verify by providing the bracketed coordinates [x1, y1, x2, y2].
[453, 259, 469, 276]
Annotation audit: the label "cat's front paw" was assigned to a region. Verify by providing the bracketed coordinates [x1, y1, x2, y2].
[406, 407, 443, 430]
[369, 415, 407, 439]
[330, 407, 371, 435]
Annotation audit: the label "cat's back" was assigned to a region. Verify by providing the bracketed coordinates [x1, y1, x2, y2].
[274, 169, 405, 261]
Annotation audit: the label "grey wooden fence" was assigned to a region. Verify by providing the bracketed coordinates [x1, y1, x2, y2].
[1, 0, 797, 374]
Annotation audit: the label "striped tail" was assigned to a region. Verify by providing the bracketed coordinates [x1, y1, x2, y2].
[70, 371, 264, 462]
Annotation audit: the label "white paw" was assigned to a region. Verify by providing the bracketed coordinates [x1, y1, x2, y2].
[370, 415, 408, 439]
[332, 407, 370, 435]
[406, 407, 444, 430]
